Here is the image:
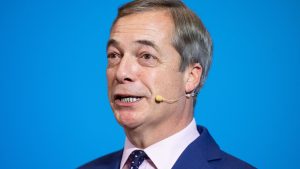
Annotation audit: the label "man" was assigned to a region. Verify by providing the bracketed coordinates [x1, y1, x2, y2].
[79, 0, 255, 169]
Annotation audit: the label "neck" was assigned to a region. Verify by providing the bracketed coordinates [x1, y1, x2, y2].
[124, 100, 194, 149]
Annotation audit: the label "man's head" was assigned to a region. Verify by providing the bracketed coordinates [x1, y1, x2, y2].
[106, 0, 212, 136]
[113, 0, 213, 94]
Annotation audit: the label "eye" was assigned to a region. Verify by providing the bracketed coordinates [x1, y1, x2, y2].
[138, 53, 159, 67]
[142, 53, 153, 60]
[107, 52, 121, 66]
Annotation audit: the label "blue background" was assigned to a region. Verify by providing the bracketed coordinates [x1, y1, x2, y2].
[0, 0, 299, 168]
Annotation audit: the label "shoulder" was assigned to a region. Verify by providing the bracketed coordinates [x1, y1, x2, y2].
[77, 150, 123, 169]
[212, 150, 256, 169]
[182, 126, 256, 169]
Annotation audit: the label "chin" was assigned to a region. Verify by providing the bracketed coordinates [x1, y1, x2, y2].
[114, 110, 140, 127]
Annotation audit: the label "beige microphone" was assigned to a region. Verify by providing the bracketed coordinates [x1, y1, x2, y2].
[155, 93, 195, 104]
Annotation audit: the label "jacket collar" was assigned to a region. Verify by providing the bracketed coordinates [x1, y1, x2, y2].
[78, 150, 123, 169]
[172, 126, 222, 169]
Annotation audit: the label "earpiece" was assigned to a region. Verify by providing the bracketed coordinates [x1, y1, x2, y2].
[155, 92, 196, 104]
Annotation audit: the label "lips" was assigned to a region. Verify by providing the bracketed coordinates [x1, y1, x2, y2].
[114, 94, 143, 104]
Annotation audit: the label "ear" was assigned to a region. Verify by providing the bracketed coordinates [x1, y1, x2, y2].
[184, 63, 202, 93]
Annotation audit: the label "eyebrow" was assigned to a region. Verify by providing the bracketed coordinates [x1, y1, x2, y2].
[107, 38, 159, 51]
[106, 39, 119, 50]
[135, 40, 159, 52]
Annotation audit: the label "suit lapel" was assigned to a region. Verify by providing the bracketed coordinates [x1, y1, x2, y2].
[172, 126, 222, 169]
[78, 150, 123, 169]
[98, 150, 122, 169]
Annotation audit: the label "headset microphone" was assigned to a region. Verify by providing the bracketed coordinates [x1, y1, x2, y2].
[155, 92, 196, 104]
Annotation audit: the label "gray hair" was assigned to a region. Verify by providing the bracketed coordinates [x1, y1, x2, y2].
[112, 0, 213, 103]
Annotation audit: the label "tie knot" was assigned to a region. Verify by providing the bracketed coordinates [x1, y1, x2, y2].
[128, 150, 149, 169]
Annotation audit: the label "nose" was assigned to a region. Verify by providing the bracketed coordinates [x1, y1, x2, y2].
[115, 54, 138, 83]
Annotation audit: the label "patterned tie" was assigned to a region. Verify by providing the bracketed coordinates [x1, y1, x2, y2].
[128, 150, 149, 169]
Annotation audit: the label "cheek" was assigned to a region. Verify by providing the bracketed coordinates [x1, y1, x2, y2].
[140, 71, 157, 91]
[106, 69, 115, 98]
[163, 75, 185, 96]
[144, 69, 184, 95]
[106, 69, 114, 85]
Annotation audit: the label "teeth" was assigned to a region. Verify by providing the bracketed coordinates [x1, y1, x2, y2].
[120, 97, 141, 103]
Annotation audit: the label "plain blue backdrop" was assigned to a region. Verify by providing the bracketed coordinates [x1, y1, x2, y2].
[0, 0, 299, 168]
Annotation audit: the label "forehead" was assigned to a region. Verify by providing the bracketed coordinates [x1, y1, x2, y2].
[109, 10, 174, 46]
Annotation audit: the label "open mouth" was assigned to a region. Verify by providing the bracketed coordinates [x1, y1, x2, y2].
[114, 95, 143, 103]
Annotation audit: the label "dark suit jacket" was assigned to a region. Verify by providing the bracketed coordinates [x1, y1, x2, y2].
[78, 126, 256, 169]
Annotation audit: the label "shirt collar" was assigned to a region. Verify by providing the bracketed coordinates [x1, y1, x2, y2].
[120, 118, 200, 169]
